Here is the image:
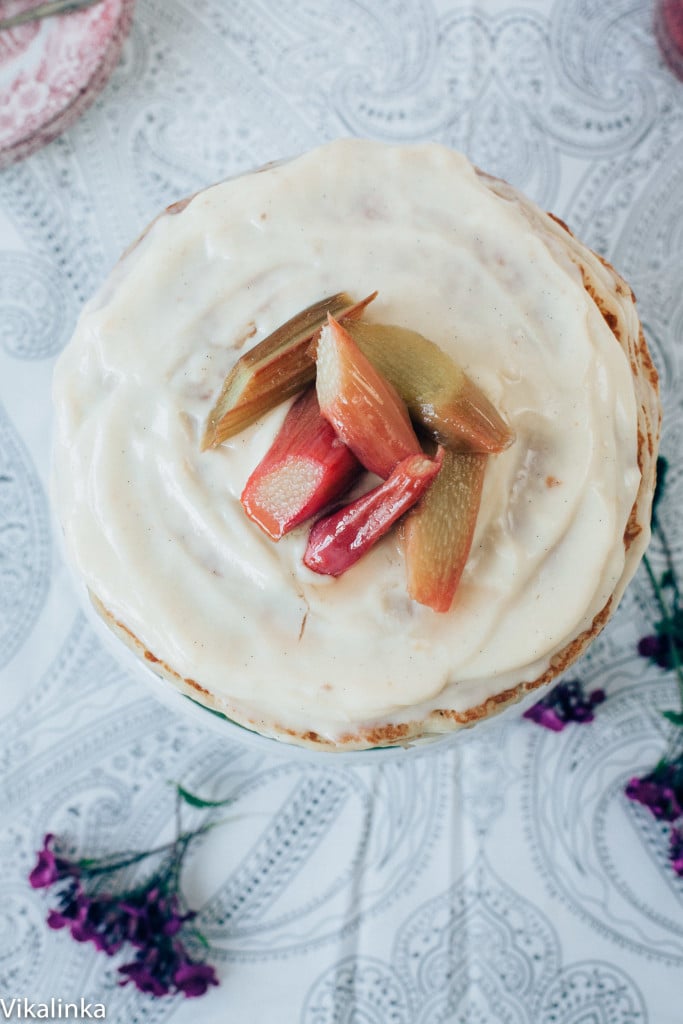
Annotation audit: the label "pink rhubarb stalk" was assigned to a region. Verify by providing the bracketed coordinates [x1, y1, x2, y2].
[304, 452, 441, 576]
[241, 386, 362, 540]
[315, 315, 422, 478]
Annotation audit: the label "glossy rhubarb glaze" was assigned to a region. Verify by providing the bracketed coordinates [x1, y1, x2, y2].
[52, 139, 647, 743]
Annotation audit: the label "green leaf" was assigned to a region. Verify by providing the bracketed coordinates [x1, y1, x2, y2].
[190, 928, 210, 950]
[662, 710, 683, 726]
[175, 784, 233, 809]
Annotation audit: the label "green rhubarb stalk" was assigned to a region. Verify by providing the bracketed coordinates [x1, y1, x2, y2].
[202, 291, 376, 448]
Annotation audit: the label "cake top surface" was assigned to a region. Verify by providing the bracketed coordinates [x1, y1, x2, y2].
[52, 139, 645, 744]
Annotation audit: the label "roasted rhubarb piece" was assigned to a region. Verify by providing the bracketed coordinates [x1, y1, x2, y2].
[202, 291, 377, 449]
[404, 448, 487, 612]
[241, 387, 362, 540]
[315, 315, 422, 478]
[346, 321, 513, 454]
[304, 452, 441, 577]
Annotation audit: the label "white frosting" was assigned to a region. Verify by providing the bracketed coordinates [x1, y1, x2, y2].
[52, 139, 643, 741]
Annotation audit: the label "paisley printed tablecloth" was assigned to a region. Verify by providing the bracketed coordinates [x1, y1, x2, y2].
[1, 1, 682, 1020]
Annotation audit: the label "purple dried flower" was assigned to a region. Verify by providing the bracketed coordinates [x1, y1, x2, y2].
[638, 634, 671, 667]
[625, 758, 683, 822]
[637, 630, 683, 670]
[163, 912, 187, 937]
[522, 703, 566, 732]
[69, 895, 131, 955]
[118, 938, 216, 998]
[523, 679, 605, 732]
[670, 826, 683, 876]
[46, 879, 88, 932]
[121, 888, 195, 947]
[45, 885, 127, 954]
[119, 957, 170, 998]
[29, 834, 78, 889]
[68, 913, 99, 945]
[173, 960, 219, 998]
[625, 777, 681, 821]
[630, 457, 683, 881]
[29, 785, 224, 1000]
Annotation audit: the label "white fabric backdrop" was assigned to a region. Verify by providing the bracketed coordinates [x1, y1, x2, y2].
[1, 1, 682, 1020]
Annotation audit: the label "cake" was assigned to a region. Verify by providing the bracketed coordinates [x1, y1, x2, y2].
[52, 139, 660, 751]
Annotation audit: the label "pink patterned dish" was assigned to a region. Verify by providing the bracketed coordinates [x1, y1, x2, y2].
[0, 0, 135, 168]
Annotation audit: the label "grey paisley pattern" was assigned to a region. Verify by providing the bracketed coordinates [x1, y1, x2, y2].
[0, 403, 49, 669]
[1, 0, 682, 1020]
[198, 755, 448, 958]
[523, 672, 683, 965]
[0, 252, 72, 359]
[302, 861, 647, 1023]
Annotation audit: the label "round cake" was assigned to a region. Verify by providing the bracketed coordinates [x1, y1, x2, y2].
[52, 139, 660, 751]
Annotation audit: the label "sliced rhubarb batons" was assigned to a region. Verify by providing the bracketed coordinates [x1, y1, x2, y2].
[241, 387, 362, 540]
[346, 321, 513, 454]
[404, 448, 487, 612]
[315, 315, 422, 479]
[304, 452, 441, 577]
[203, 291, 377, 449]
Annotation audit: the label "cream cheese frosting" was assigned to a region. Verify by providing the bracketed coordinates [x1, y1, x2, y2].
[52, 139, 652, 746]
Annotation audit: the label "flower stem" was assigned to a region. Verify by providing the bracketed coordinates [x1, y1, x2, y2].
[653, 511, 680, 605]
[643, 551, 683, 758]
[79, 825, 214, 878]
